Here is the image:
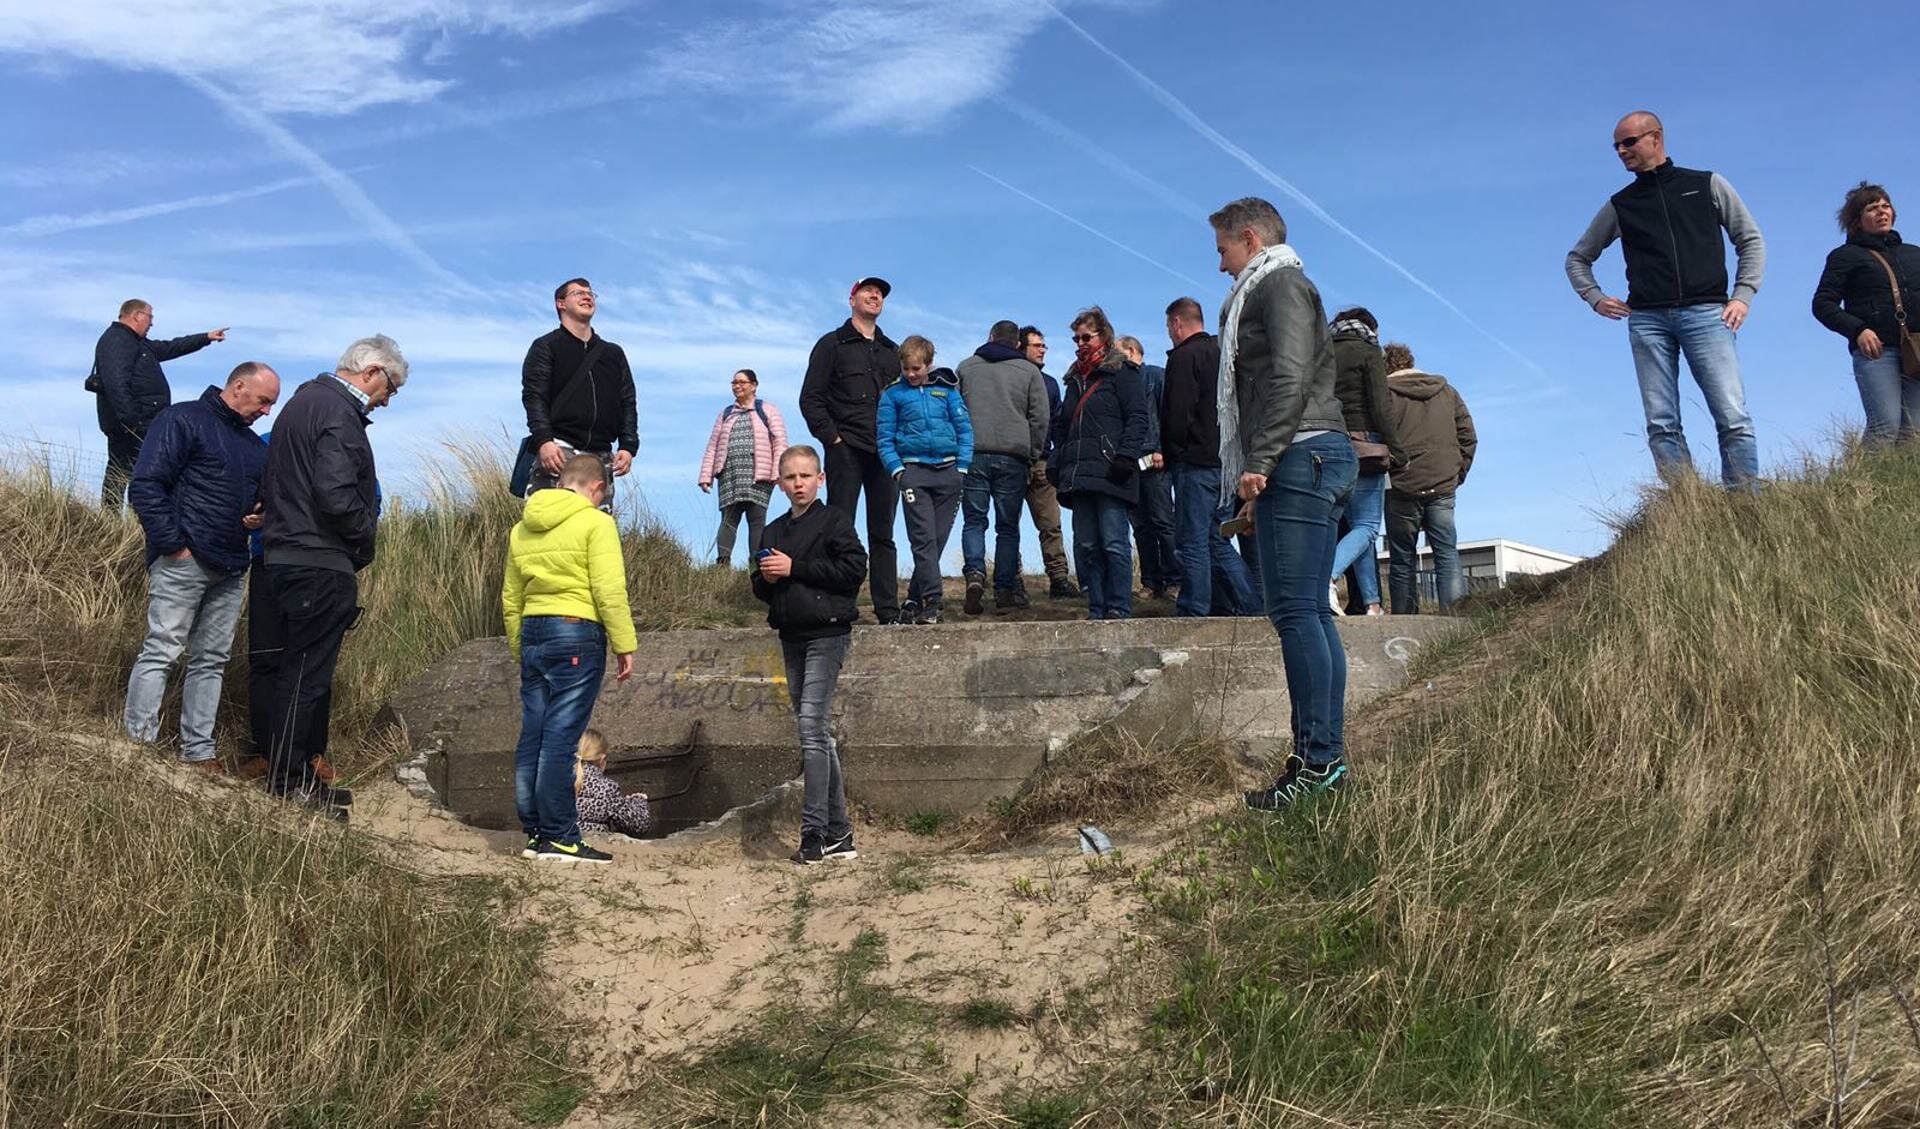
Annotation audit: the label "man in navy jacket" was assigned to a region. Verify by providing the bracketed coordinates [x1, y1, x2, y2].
[92, 298, 228, 507]
[124, 362, 278, 771]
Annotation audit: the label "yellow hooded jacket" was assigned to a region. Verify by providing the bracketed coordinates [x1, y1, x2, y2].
[502, 489, 638, 660]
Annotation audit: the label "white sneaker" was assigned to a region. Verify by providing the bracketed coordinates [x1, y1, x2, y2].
[1329, 582, 1347, 616]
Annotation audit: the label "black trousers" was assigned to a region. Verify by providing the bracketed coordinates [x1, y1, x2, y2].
[261, 563, 359, 792]
[823, 441, 899, 620]
[101, 428, 143, 509]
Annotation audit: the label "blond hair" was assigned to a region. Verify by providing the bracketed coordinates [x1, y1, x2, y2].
[575, 728, 609, 794]
[898, 335, 935, 367]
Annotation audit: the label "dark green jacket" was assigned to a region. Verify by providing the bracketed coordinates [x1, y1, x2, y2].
[1384, 369, 1476, 499]
[1329, 329, 1401, 460]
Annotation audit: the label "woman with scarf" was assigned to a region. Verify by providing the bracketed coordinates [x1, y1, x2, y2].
[697, 369, 788, 565]
[1209, 197, 1356, 812]
[1812, 182, 1920, 447]
[1046, 306, 1148, 620]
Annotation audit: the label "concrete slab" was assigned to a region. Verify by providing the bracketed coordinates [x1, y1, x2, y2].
[384, 615, 1459, 834]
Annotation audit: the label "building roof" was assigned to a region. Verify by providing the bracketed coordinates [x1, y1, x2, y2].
[1375, 537, 1585, 565]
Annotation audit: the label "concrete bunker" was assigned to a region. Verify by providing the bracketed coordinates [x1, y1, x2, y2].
[386, 616, 1460, 835]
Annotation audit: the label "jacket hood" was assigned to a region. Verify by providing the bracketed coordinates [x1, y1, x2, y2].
[521, 487, 600, 533]
[1387, 368, 1450, 400]
[974, 342, 1023, 363]
[1848, 229, 1904, 251]
[1329, 325, 1379, 345]
[893, 367, 960, 389]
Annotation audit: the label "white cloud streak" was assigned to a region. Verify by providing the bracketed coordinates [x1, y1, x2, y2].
[1, 175, 315, 237]
[967, 165, 1206, 289]
[1043, 3, 1541, 374]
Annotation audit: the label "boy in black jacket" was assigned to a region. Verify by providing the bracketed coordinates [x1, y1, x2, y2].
[751, 445, 868, 865]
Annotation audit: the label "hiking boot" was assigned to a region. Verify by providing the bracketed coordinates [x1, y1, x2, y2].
[533, 839, 612, 864]
[994, 587, 1029, 611]
[1243, 754, 1348, 812]
[821, 832, 858, 862]
[963, 572, 986, 616]
[791, 831, 826, 866]
[311, 755, 340, 785]
[914, 601, 943, 625]
[1048, 576, 1080, 599]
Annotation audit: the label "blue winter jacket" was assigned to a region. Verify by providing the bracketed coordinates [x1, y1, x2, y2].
[876, 368, 974, 475]
[127, 385, 269, 574]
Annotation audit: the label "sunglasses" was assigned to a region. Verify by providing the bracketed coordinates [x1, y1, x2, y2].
[1613, 131, 1657, 151]
[1071, 333, 1096, 344]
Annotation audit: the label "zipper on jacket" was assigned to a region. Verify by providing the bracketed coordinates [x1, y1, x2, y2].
[1656, 178, 1684, 304]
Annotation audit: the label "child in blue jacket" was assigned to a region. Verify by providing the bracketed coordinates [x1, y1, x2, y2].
[876, 335, 973, 623]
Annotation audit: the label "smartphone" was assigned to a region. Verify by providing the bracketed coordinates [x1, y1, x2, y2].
[755, 548, 774, 560]
[1219, 515, 1253, 539]
[1137, 454, 1156, 472]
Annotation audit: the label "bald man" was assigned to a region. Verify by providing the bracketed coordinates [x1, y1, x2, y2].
[1565, 111, 1766, 488]
[124, 361, 279, 772]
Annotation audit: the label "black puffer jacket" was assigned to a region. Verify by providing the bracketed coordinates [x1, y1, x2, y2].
[751, 501, 868, 641]
[1812, 230, 1920, 353]
[127, 386, 268, 573]
[799, 319, 901, 453]
[260, 375, 380, 574]
[1047, 352, 1148, 504]
[92, 322, 213, 435]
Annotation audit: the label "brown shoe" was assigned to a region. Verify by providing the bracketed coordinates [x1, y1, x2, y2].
[236, 756, 271, 781]
[310, 755, 340, 785]
[188, 759, 231, 778]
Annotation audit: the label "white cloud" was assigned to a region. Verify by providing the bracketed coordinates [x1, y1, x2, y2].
[0, 0, 615, 116]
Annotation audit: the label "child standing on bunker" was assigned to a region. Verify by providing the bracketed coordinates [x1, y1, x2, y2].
[503, 453, 636, 863]
[752, 444, 867, 865]
[876, 334, 972, 624]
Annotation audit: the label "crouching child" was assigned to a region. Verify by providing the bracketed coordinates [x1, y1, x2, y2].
[752, 444, 867, 865]
[504, 453, 637, 864]
[575, 728, 654, 838]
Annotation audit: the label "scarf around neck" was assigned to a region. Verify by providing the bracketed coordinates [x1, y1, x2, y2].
[1216, 243, 1304, 493]
[1330, 317, 1377, 347]
[1070, 338, 1108, 378]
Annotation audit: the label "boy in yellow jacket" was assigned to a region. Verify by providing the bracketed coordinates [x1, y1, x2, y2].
[503, 454, 637, 863]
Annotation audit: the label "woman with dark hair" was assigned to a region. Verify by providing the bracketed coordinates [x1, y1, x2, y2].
[1326, 306, 1398, 616]
[698, 369, 788, 564]
[1813, 182, 1920, 446]
[1046, 306, 1148, 620]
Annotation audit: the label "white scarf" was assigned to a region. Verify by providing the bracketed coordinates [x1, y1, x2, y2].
[1217, 243, 1303, 494]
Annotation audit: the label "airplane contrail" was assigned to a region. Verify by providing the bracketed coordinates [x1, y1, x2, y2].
[1043, 2, 1540, 373]
[2, 176, 314, 237]
[992, 94, 1208, 218]
[967, 165, 1207, 290]
[183, 75, 483, 299]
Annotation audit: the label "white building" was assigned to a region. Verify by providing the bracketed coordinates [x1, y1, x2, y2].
[1372, 538, 1584, 596]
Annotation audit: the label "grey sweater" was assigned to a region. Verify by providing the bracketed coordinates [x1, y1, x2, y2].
[956, 350, 1049, 459]
[1565, 170, 1765, 308]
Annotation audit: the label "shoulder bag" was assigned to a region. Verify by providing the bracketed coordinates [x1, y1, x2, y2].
[1865, 249, 1920, 378]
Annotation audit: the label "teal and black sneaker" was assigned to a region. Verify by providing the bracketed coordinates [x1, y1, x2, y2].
[1243, 754, 1348, 812]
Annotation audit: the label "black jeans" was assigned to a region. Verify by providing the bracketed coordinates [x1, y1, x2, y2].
[824, 442, 899, 620]
[262, 563, 360, 792]
[1130, 466, 1178, 590]
[101, 427, 143, 509]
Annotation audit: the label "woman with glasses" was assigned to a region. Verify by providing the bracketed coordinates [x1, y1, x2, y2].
[1813, 182, 1920, 447]
[1045, 306, 1148, 620]
[698, 369, 788, 565]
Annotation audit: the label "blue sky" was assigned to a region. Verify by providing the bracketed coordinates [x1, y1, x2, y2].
[2, 0, 1910, 563]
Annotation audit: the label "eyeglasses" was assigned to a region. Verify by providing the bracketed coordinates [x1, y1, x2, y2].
[374, 366, 398, 397]
[1613, 131, 1657, 151]
[1071, 333, 1096, 344]
[563, 290, 597, 301]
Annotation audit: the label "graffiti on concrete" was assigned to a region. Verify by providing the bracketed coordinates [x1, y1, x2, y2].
[1382, 636, 1422, 665]
[627, 645, 793, 713]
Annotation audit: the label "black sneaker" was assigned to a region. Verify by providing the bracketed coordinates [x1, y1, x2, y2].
[963, 572, 986, 616]
[1243, 754, 1348, 812]
[790, 832, 826, 866]
[274, 780, 354, 808]
[995, 587, 1030, 611]
[899, 599, 920, 624]
[821, 832, 858, 861]
[874, 611, 902, 626]
[1048, 577, 1081, 599]
[914, 602, 943, 625]
[533, 839, 612, 864]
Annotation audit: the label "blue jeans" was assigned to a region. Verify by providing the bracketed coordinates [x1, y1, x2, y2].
[1384, 492, 1461, 614]
[1854, 350, 1920, 447]
[124, 554, 247, 762]
[1069, 493, 1134, 619]
[1329, 437, 1386, 607]
[1171, 463, 1257, 617]
[782, 633, 852, 838]
[1252, 432, 1356, 767]
[961, 452, 1029, 590]
[1626, 305, 1758, 486]
[1130, 467, 1178, 590]
[514, 616, 608, 844]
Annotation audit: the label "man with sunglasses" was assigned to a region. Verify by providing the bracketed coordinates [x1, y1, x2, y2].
[253, 335, 410, 815]
[1565, 110, 1766, 487]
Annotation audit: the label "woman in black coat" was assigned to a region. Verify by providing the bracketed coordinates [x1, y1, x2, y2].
[1047, 305, 1148, 620]
[1812, 181, 1920, 447]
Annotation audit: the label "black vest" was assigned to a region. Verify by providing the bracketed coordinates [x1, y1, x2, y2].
[1611, 162, 1729, 309]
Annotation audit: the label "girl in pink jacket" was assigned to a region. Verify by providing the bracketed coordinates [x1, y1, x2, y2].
[697, 369, 788, 565]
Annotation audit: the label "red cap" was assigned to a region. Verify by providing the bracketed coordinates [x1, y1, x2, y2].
[850, 276, 892, 299]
